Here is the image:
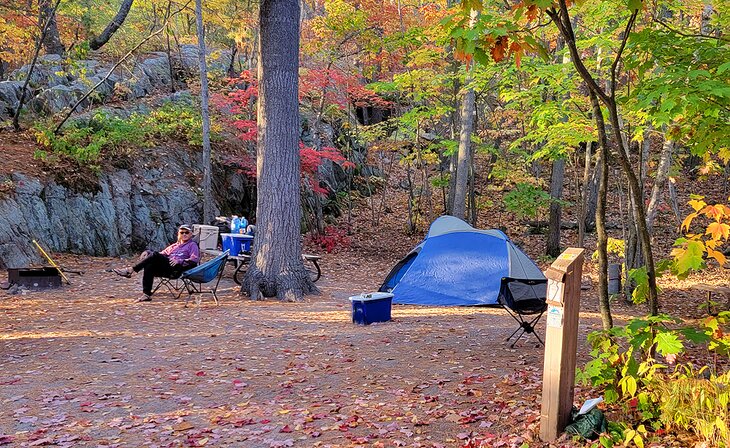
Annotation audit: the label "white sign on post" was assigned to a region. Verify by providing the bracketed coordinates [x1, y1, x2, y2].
[546, 305, 564, 328]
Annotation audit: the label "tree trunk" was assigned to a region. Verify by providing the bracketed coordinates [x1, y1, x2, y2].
[468, 155, 477, 226]
[89, 0, 134, 50]
[195, 0, 213, 225]
[165, 1, 176, 94]
[646, 134, 673, 234]
[583, 160, 600, 232]
[243, 0, 316, 301]
[452, 81, 475, 220]
[577, 141, 593, 247]
[39, 0, 65, 55]
[546, 158, 565, 257]
[227, 42, 238, 77]
[548, 2, 658, 315]
[13, 0, 62, 131]
[589, 91, 612, 330]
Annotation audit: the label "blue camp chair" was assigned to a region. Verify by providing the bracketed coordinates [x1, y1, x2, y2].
[180, 250, 229, 307]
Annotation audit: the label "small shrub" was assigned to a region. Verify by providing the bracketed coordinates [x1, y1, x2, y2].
[503, 182, 552, 220]
[656, 368, 730, 447]
[146, 102, 222, 146]
[578, 312, 730, 446]
[34, 112, 148, 164]
[306, 225, 350, 253]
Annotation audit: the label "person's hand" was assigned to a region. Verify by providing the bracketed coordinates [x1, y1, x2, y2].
[169, 258, 179, 266]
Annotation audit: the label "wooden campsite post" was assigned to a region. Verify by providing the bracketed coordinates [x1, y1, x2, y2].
[539, 247, 585, 442]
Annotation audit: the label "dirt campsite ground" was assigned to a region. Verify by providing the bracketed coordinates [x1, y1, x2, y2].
[0, 234, 727, 447]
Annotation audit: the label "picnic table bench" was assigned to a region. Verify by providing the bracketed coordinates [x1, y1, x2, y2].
[691, 283, 730, 316]
[204, 249, 321, 285]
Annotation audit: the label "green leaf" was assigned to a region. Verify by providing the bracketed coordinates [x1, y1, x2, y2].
[680, 327, 710, 344]
[674, 239, 706, 275]
[717, 61, 730, 74]
[473, 47, 490, 66]
[654, 332, 683, 355]
[626, 0, 642, 11]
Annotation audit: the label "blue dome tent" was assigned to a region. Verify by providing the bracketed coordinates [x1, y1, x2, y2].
[380, 216, 547, 307]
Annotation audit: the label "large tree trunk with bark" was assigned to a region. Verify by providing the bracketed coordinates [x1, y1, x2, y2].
[243, 0, 317, 301]
[39, 0, 65, 55]
[89, 0, 134, 50]
[195, 0, 213, 225]
[546, 158, 565, 257]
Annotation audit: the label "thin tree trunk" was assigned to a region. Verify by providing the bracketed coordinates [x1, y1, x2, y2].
[646, 133, 674, 234]
[590, 91, 612, 329]
[668, 178, 682, 227]
[584, 160, 600, 232]
[452, 80, 475, 220]
[13, 0, 62, 132]
[406, 166, 416, 234]
[227, 42, 238, 77]
[165, 2, 176, 94]
[195, 0, 213, 225]
[468, 155, 477, 226]
[577, 141, 593, 247]
[548, 2, 658, 314]
[89, 0, 134, 50]
[243, 0, 316, 301]
[546, 158, 565, 257]
[452, 8, 477, 222]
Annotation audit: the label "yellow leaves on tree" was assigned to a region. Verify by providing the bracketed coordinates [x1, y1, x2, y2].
[673, 196, 730, 276]
[0, 12, 35, 66]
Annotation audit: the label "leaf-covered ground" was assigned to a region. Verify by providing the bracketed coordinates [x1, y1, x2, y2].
[0, 249, 587, 448]
[2, 246, 726, 447]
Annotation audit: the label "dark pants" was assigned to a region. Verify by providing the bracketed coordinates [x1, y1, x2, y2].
[133, 252, 194, 296]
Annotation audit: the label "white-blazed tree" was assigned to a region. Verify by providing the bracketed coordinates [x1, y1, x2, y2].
[242, 0, 317, 301]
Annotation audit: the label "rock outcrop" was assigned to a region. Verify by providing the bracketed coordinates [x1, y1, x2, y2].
[0, 145, 252, 269]
[0, 45, 233, 119]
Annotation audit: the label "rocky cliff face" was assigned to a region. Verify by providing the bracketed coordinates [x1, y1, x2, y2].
[0, 45, 246, 268]
[0, 146, 252, 269]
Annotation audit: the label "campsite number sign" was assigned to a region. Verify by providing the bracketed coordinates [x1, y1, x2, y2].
[546, 305, 563, 328]
[540, 248, 585, 442]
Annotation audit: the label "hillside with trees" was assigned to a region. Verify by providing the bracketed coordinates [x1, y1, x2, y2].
[0, 0, 728, 446]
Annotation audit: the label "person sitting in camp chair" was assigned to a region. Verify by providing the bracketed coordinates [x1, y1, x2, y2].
[113, 225, 200, 302]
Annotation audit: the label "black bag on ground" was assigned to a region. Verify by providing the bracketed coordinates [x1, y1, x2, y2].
[564, 407, 608, 440]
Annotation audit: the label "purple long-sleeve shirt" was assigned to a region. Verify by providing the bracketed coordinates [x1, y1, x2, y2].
[160, 240, 200, 265]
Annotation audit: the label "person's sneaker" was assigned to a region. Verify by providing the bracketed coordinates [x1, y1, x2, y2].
[113, 268, 133, 278]
[135, 294, 152, 302]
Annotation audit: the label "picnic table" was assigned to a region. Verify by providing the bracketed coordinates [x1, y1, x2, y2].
[204, 249, 321, 285]
[691, 283, 730, 316]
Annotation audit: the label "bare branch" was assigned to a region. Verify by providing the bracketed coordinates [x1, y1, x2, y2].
[610, 9, 638, 102]
[653, 18, 729, 42]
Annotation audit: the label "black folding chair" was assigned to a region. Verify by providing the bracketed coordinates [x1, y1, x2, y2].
[499, 277, 548, 348]
[151, 274, 186, 298]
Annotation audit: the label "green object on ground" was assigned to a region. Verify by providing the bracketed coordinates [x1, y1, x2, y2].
[565, 408, 608, 440]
